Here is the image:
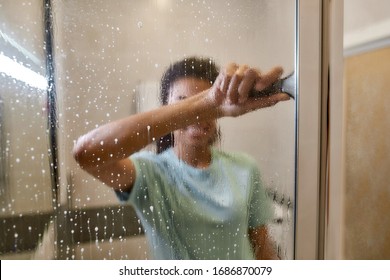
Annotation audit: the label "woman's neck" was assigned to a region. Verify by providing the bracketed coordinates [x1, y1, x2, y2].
[173, 144, 212, 169]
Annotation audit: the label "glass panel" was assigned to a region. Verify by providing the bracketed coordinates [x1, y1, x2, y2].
[54, 0, 296, 260]
[0, 0, 54, 259]
[0, 0, 297, 261]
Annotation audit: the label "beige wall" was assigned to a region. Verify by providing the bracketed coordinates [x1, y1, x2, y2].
[343, 47, 390, 259]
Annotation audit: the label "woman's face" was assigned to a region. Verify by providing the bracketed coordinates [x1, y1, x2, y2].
[168, 77, 217, 148]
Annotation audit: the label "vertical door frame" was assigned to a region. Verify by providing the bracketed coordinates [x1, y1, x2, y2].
[294, 0, 344, 259]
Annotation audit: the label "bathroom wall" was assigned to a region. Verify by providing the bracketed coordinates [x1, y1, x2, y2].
[343, 47, 390, 259]
[342, 0, 390, 259]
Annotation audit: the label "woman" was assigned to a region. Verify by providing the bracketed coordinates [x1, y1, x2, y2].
[73, 57, 290, 259]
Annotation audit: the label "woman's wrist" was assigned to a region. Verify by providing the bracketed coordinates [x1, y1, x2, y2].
[195, 89, 222, 120]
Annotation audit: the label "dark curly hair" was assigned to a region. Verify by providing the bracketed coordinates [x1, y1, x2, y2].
[157, 56, 219, 153]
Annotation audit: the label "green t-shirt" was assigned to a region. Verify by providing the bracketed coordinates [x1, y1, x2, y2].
[116, 148, 273, 259]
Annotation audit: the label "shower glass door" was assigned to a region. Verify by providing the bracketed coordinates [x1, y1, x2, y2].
[51, 0, 296, 260]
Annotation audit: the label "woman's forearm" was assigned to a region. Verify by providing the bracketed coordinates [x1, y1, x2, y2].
[73, 90, 218, 169]
[73, 64, 288, 170]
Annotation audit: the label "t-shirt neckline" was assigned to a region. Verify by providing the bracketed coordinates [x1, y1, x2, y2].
[166, 147, 217, 174]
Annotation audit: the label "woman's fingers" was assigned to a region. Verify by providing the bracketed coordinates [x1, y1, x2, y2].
[220, 63, 238, 94]
[221, 63, 260, 105]
[255, 66, 283, 91]
[238, 68, 257, 103]
[216, 64, 287, 116]
[227, 64, 248, 104]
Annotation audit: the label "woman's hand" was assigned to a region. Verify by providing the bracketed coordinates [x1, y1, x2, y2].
[210, 63, 290, 117]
